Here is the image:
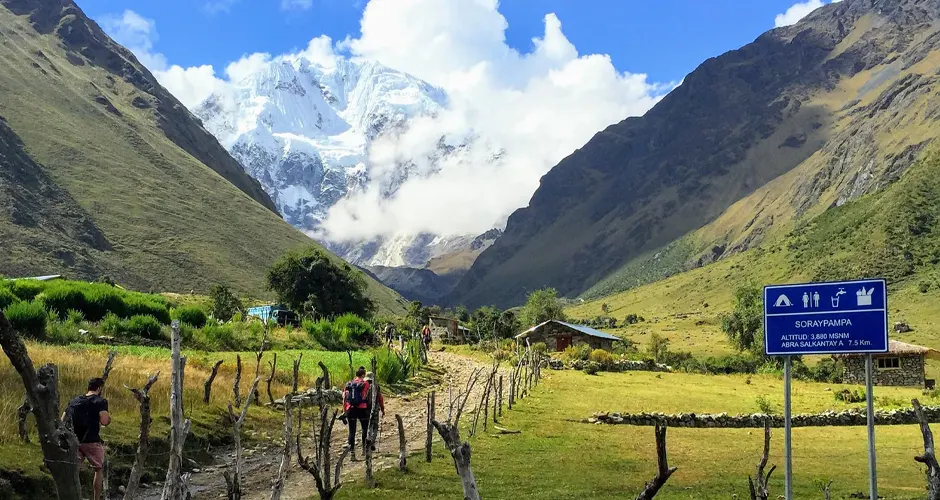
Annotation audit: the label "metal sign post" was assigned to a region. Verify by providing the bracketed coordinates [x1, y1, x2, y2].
[866, 354, 878, 500]
[783, 356, 793, 500]
[764, 278, 888, 499]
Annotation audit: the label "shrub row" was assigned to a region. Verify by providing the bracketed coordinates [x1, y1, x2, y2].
[0, 280, 170, 323]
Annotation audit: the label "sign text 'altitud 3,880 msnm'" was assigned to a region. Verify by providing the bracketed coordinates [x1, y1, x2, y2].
[763, 279, 888, 356]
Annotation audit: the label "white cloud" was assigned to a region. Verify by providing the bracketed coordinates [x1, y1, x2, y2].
[281, 0, 314, 10]
[98, 2, 670, 240]
[774, 0, 841, 28]
[97, 10, 225, 108]
[321, 0, 668, 239]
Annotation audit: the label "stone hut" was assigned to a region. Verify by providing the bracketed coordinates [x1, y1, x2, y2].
[428, 316, 465, 343]
[836, 340, 939, 387]
[515, 320, 619, 352]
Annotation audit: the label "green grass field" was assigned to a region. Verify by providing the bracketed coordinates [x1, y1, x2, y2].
[340, 369, 935, 499]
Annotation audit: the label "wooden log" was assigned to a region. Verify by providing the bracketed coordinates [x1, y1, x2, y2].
[426, 391, 435, 463]
[123, 372, 160, 500]
[203, 360, 223, 404]
[396, 414, 407, 472]
[0, 312, 82, 500]
[233, 354, 242, 408]
[270, 357, 300, 500]
[913, 398, 940, 500]
[634, 425, 677, 500]
[266, 352, 278, 405]
[161, 321, 191, 500]
[747, 420, 775, 500]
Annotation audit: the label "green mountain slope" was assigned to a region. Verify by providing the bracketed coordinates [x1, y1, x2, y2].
[0, 0, 406, 314]
[450, 0, 940, 309]
[568, 140, 940, 355]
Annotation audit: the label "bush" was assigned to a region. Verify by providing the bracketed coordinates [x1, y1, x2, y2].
[46, 318, 84, 344]
[100, 312, 123, 336]
[210, 284, 243, 322]
[171, 306, 208, 328]
[124, 296, 171, 324]
[583, 361, 601, 375]
[304, 319, 349, 351]
[0, 287, 17, 310]
[835, 388, 866, 403]
[920, 281, 931, 294]
[38, 286, 87, 319]
[66, 309, 85, 324]
[589, 349, 614, 366]
[333, 313, 374, 345]
[4, 301, 48, 339]
[124, 315, 166, 341]
[196, 323, 239, 351]
[9, 280, 46, 301]
[375, 348, 412, 385]
[755, 395, 777, 415]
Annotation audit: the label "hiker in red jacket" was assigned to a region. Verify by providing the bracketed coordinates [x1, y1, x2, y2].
[343, 367, 385, 459]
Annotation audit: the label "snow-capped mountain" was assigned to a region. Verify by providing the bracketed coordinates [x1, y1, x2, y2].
[194, 56, 446, 235]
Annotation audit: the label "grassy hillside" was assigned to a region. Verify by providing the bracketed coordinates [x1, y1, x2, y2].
[0, 0, 406, 314]
[568, 141, 940, 363]
[451, 0, 940, 309]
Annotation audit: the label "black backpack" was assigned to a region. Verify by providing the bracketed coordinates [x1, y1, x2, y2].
[345, 381, 366, 407]
[65, 396, 98, 441]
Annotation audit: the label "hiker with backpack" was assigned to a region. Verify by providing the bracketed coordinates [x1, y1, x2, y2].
[63, 377, 111, 500]
[343, 367, 385, 459]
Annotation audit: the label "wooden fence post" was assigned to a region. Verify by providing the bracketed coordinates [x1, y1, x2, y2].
[432, 369, 483, 500]
[747, 420, 775, 500]
[365, 357, 380, 488]
[270, 357, 300, 500]
[203, 360, 223, 404]
[634, 425, 677, 500]
[396, 414, 407, 472]
[233, 354, 242, 408]
[123, 372, 160, 500]
[266, 352, 278, 405]
[161, 321, 191, 500]
[426, 391, 435, 463]
[913, 398, 940, 499]
[497, 375, 503, 419]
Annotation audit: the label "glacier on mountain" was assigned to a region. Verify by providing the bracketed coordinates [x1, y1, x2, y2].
[193, 53, 489, 267]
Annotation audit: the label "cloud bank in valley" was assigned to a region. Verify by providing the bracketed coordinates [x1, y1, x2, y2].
[100, 0, 670, 241]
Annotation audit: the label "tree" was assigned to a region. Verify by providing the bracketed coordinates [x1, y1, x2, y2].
[499, 310, 520, 338]
[722, 284, 764, 355]
[455, 305, 471, 323]
[267, 248, 375, 318]
[601, 303, 609, 315]
[520, 288, 566, 327]
[647, 332, 671, 363]
[210, 284, 243, 322]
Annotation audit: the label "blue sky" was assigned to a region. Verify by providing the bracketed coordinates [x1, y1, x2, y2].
[78, 0, 816, 84]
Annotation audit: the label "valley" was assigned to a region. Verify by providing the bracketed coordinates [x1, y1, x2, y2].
[3, 0, 940, 499]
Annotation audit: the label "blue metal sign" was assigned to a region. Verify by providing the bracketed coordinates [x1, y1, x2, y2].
[763, 279, 888, 356]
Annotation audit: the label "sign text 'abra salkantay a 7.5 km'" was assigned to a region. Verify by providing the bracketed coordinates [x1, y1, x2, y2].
[763, 278, 888, 356]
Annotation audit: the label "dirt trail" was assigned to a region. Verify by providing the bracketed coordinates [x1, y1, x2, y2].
[140, 350, 505, 500]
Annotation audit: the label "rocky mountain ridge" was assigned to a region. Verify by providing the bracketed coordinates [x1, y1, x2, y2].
[450, 0, 940, 308]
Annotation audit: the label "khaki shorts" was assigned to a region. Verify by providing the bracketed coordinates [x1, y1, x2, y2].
[78, 442, 105, 470]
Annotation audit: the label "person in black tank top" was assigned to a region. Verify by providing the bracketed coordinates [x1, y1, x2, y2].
[63, 377, 111, 500]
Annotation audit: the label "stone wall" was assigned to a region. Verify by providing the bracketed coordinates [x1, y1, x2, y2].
[587, 406, 940, 427]
[549, 358, 671, 373]
[842, 354, 925, 387]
